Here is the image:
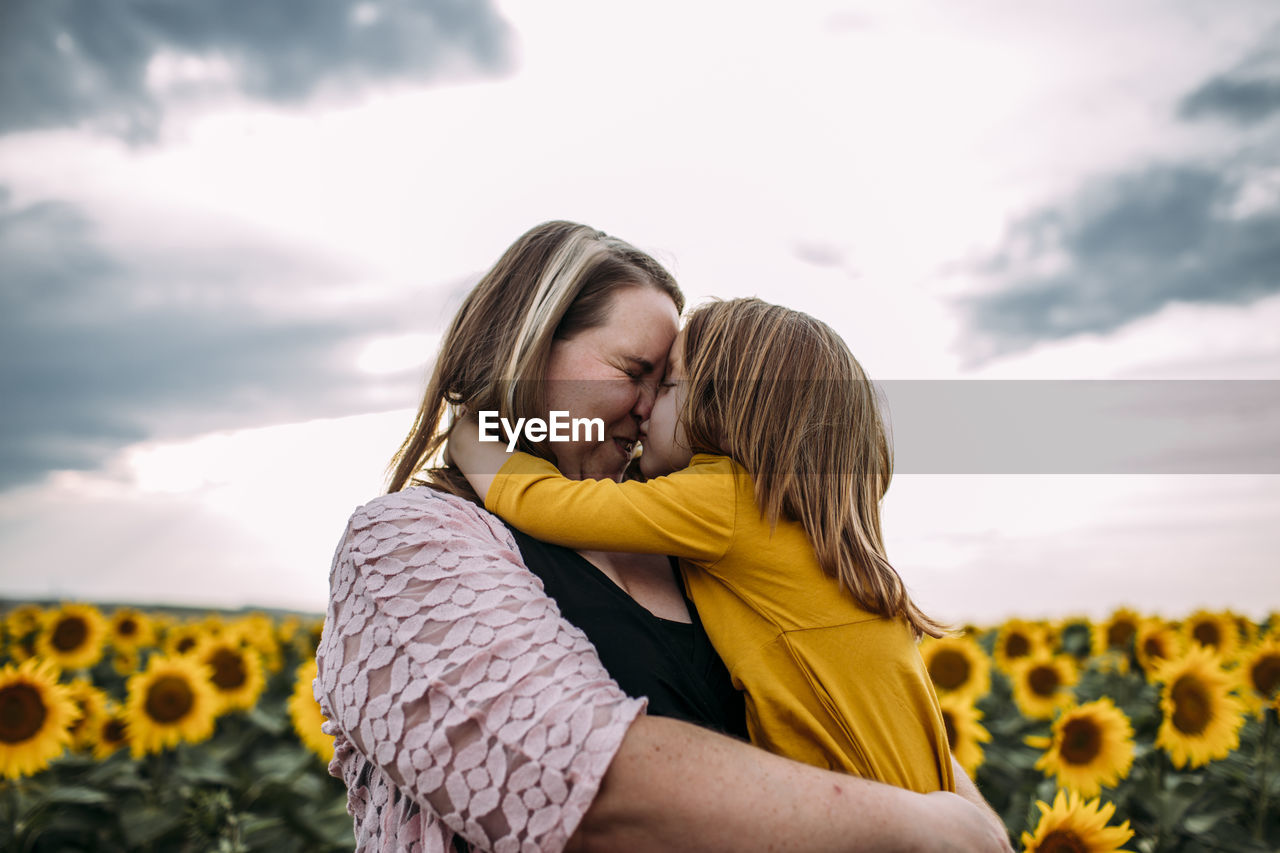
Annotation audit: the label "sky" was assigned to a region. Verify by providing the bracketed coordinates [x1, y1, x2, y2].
[2, 0, 1279, 624]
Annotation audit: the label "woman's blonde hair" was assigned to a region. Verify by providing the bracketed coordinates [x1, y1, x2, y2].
[387, 221, 683, 498]
[679, 298, 945, 638]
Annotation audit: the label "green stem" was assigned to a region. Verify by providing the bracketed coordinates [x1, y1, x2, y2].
[1257, 707, 1275, 843]
[1152, 752, 1166, 852]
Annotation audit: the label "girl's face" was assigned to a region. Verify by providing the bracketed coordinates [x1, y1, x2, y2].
[545, 286, 679, 481]
[639, 330, 694, 478]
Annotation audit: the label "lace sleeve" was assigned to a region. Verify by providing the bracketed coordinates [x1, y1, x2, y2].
[315, 487, 646, 853]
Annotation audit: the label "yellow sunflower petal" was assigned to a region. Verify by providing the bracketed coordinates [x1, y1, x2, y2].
[920, 634, 991, 701]
[36, 603, 108, 671]
[1021, 789, 1134, 852]
[288, 659, 334, 764]
[0, 658, 77, 778]
[1034, 698, 1135, 798]
[1153, 645, 1246, 768]
[125, 653, 219, 758]
[1011, 653, 1079, 720]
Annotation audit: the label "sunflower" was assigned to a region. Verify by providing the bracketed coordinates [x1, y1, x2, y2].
[305, 619, 326, 655]
[64, 678, 110, 752]
[3, 604, 44, 661]
[1092, 607, 1142, 658]
[1237, 637, 1280, 717]
[937, 693, 990, 776]
[227, 614, 283, 673]
[4, 603, 44, 636]
[1021, 789, 1134, 853]
[288, 659, 334, 764]
[920, 635, 991, 701]
[993, 618, 1047, 673]
[1012, 653, 1079, 720]
[1135, 619, 1182, 680]
[111, 648, 141, 677]
[92, 704, 130, 760]
[163, 622, 206, 658]
[195, 638, 266, 714]
[36, 603, 108, 671]
[108, 607, 156, 654]
[125, 653, 218, 758]
[1182, 609, 1239, 659]
[1154, 645, 1246, 768]
[1031, 698, 1135, 797]
[0, 658, 77, 779]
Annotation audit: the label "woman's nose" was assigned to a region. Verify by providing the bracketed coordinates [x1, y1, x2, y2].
[632, 380, 657, 420]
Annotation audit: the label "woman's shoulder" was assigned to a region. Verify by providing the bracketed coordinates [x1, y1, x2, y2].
[343, 485, 517, 551]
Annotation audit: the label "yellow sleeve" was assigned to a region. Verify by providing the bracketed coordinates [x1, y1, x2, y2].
[485, 453, 736, 562]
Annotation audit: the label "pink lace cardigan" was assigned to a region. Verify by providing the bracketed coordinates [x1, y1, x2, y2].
[314, 486, 647, 852]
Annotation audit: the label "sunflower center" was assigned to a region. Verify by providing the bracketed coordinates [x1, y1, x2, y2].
[1170, 675, 1211, 735]
[102, 719, 127, 744]
[1059, 717, 1102, 765]
[117, 618, 138, 638]
[52, 616, 89, 651]
[145, 675, 195, 724]
[209, 649, 247, 691]
[0, 683, 47, 744]
[176, 637, 197, 654]
[1037, 829, 1088, 853]
[1143, 636, 1167, 660]
[1251, 655, 1280, 697]
[929, 649, 972, 691]
[1192, 621, 1221, 649]
[1107, 620, 1136, 649]
[1005, 633, 1031, 659]
[1029, 665, 1061, 697]
[941, 709, 957, 750]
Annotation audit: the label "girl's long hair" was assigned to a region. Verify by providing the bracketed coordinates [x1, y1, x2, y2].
[386, 221, 683, 499]
[680, 298, 945, 638]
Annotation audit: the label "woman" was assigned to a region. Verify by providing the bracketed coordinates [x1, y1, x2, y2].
[315, 221, 1012, 852]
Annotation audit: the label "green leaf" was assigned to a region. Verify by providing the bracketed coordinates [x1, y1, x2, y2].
[119, 802, 184, 847]
[45, 785, 113, 805]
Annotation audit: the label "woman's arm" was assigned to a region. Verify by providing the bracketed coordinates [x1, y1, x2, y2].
[572, 715, 1015, 853]
[318, 488, 1012, 852]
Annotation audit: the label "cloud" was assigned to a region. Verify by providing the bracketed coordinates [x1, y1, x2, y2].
[0, 187, 443, 491]
[0, 0, 513, 139]
[1178, 31, 1280, 126]
[959, 163, 1280, 360]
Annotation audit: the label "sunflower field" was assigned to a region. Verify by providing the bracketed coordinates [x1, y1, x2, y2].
[0, 601, 347, 852]
[1, 602, 1278, 852]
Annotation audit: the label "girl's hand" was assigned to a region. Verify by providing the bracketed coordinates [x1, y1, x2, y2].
[448, 412, 509, 502]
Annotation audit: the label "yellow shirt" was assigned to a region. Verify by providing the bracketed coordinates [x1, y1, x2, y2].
[487, 452, 955, 793]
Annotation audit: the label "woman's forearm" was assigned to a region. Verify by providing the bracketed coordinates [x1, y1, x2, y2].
[569, 715, 1014, 853]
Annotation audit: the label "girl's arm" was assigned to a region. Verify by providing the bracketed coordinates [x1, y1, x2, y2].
[445, 412, 510, 501]
[450, 414, 736, 562]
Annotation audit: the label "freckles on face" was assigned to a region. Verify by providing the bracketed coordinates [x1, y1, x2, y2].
[543, 286, 679, 481]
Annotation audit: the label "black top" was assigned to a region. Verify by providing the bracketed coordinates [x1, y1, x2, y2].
[505, 524, 748, 740]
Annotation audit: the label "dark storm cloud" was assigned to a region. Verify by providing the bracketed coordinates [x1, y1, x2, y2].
[0, 0, 512, 138]
[960, 164, 1280, 359]
[1178, 32, 1280, 126]
[0, 188, 439, 490]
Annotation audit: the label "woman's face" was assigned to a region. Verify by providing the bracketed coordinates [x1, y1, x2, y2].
[545, 286, 680, 481]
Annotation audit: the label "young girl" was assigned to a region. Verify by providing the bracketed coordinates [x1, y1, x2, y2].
[450, 297, 955, 794]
